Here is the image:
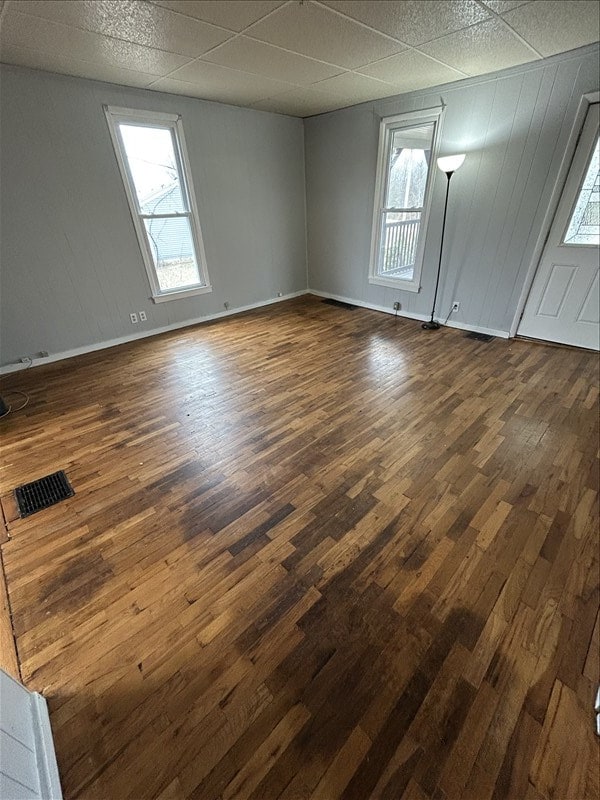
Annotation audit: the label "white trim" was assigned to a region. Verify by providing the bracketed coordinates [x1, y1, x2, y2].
[103, 105, 180, 123]
[509, 91, 600, 337]
[443, 319, 509, 339]
[308, 289, 509, 338]
[368, 105, 445, 294]
[103, 105, 212, 302]
[0, 291, 309, 374]
[0, 287, 514, 375]
[151, 284, 213, 303]
[30, 692, 63, 800]
[369, 275, 420, 292]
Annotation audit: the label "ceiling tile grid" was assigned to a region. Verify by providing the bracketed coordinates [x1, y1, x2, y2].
[0, 0, 598, 117]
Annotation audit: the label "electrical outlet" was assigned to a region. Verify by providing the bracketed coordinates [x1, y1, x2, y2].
[130, 312, 138, 324]
[277, 292, 283, 297]
[393, 301, 401, 311]
[224, 301, 230, 311]
[452, 301, 460, 312]
[139, 311, 147, 322]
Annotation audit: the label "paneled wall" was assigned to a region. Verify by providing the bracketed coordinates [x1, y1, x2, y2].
[0, 66, 307, 367]
[304, 45, 599, 335]
[0, 669, 62, 799]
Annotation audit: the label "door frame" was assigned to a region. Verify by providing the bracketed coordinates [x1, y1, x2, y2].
[510, 90, 600, 338]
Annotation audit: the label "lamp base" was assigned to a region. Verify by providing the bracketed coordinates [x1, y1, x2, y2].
[421, 320, 441, 330]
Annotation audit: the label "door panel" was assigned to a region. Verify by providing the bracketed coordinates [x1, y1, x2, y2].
[536, 264, 576, 317]
[519, 103, 599, 350]
[577, 272, 599, 324]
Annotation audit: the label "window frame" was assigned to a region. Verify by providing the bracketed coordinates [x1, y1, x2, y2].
[104, 105, 211, 303]
[368, 107, 445, 293]
[561, 132, 599, 247]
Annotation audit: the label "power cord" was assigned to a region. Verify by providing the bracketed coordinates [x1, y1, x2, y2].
[0, 390, 30, 419]
[442, 305, 455, 326]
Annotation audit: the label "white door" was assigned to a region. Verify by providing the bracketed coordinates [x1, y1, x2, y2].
[519, 103, 599, 350]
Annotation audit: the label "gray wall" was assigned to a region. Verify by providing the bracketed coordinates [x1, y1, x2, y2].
[2, 46, 599, 366]
[0, 66, 307, 367]
[305, 45, 599, 334]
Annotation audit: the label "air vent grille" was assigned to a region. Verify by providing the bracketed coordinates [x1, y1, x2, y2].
[14, 471, 74, 517]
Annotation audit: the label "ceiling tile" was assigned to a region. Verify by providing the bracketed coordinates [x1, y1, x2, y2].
[151, 1, 285, 31]
[480, 0, 531, 11]
[501, 0, 600, 57]
[321, 0, 490, 46]
[159, 59, 297, 103]
[202, 36, 343, 85]
[12, 1, 233, 57]
[0, 11, 191, 75]
[246, 2, 405, 69]
[149, 73, 297, 107]
[0, 42, 157, 87]
[251, 87, 348, 116]
[358, 50, 465, 90]
[312, 71, 399, 102]
[419, 17, 539, 75]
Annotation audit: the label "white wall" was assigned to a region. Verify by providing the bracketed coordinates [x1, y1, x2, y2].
[304, 45, 600, 335]
[0, 66, 307, 367]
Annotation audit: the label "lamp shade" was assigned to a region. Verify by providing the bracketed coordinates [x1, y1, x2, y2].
[437, 154, 466, 173]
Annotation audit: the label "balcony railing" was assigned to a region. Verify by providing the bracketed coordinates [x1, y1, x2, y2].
[381, 217, 420, 277]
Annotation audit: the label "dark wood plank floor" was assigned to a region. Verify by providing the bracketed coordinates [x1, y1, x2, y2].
[1, 295, 598, 800]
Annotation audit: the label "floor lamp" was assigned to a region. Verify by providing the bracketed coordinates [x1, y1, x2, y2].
[422, 153, 466, 330]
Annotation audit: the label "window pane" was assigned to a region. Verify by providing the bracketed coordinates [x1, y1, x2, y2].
[378, 211, 420, 280]
[143, 216, 201, 291]
[119, 124, 187, 214]
[563, 136, 600, 245]
[385, 124, 434, 209]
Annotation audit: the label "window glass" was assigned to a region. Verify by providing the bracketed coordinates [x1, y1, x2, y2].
[564, 136, 600, 245]
[119, 124, 187, 214]
[106, 108, 210, 299]
[374, 121, 436, 284]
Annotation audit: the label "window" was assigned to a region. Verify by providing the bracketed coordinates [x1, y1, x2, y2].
[369, 109, 443, 292]
[563, 134, 600, 246]
[104, 106, 211, 302]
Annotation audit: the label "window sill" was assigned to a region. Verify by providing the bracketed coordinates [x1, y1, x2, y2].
[151, 285, 213, 303]
[369, 276, 420, 293]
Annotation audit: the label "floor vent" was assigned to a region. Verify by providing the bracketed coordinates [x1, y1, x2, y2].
[322, 298, 357, 310]
[14, 471, 74, 518]
[465, 331, 495, 342]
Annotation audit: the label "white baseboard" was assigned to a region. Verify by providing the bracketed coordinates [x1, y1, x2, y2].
[0, 290, 309, 374]
[1, 287, 511, 374]
[444, 318, 509, 339]
[308, 289, 430, 322]
[307, 289, 510, 339]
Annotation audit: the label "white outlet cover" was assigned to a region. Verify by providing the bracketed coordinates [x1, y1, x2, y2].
[130, 313, 138, 324]
[139, 311, 147, 321]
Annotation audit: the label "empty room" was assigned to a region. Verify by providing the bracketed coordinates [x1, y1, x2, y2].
[0, 1, 599, 798]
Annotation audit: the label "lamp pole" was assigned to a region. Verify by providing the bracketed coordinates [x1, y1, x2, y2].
[422, 154, 465, 331]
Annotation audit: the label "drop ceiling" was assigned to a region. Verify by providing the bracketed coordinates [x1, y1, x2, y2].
[0, 0, 598, 117]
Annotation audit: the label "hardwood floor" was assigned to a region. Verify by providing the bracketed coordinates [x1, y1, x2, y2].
[1, 295, 598, 800]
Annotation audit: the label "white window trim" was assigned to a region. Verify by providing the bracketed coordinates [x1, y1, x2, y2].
[104, 105, 212, 303]
[368, 106, 445, 293]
